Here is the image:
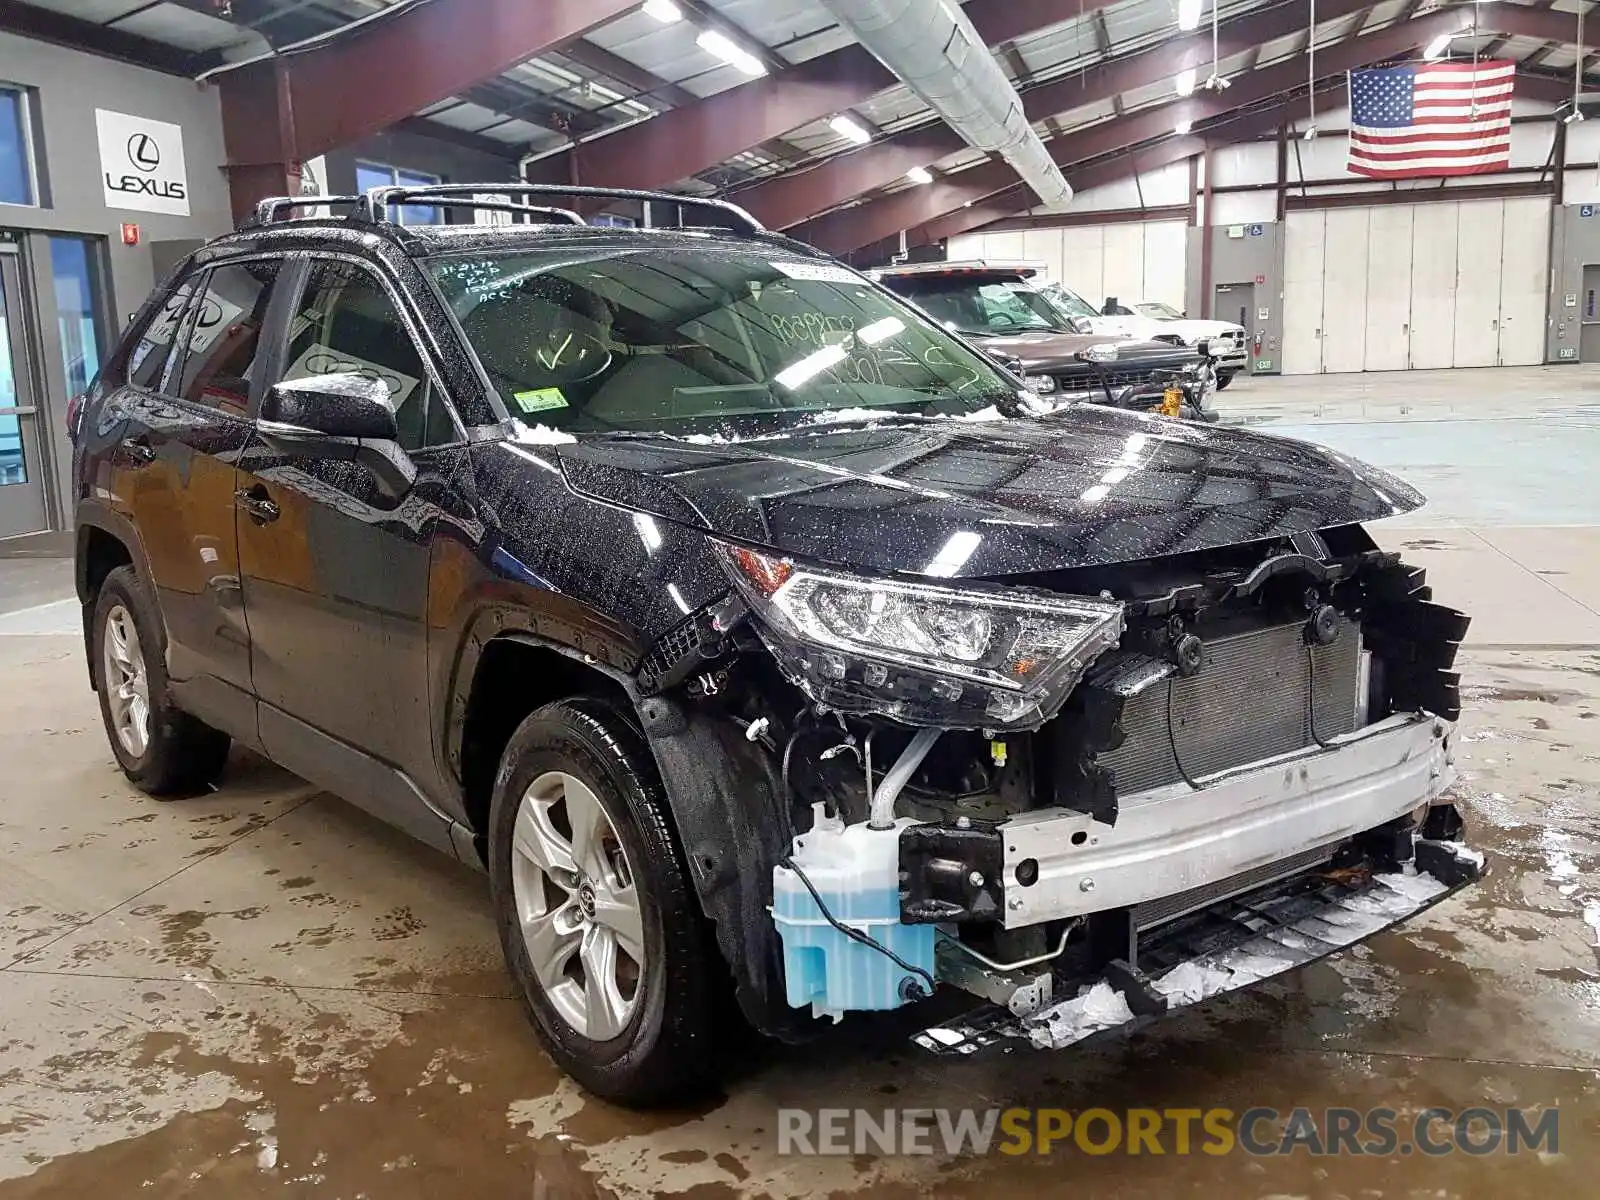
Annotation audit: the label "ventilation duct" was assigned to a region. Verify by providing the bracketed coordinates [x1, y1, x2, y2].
[815, 0, 1072, 208]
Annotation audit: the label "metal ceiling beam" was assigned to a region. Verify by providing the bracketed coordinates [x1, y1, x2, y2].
[794, 6, 1478, 254]
[219, 0, 636, 221]
[560, 38, 699, 107]
[735, 0, 1374, 230]
[390, 115, 522, 162]
[0, 0, 226, 74]
[523, 0, 1120, 190]
[887, 63, 1579, 253]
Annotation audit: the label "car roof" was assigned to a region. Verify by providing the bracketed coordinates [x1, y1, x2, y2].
[203, 215, 826, 268]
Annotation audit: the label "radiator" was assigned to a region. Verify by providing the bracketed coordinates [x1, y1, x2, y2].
[1098, 619, 1364, 797]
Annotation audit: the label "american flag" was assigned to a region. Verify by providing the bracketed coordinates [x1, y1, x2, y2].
[1347, 60, 1515, 179]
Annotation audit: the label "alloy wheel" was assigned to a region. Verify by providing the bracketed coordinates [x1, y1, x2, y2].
[102, 604, 150, 758]
[510, 770, 646, 1041]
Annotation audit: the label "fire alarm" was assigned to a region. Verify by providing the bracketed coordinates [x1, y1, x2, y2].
[121, 223, 140, 246]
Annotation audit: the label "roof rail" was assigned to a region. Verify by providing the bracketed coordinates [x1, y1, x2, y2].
[351, 183, 766, 235]
[242, 195, 361, 229]
[387, 194, 584, 226]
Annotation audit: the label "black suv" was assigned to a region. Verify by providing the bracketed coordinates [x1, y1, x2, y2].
[72, 185, 1477, 1106]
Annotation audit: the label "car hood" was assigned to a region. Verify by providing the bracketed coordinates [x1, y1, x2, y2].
[1164, 319, 1243, 341]
[537, 407, 1424, 578]
[975, 331, 1195, 373]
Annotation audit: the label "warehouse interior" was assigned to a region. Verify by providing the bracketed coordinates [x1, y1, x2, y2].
[0, 0, 1597, 1196]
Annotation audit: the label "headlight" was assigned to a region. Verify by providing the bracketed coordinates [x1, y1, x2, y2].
[1023, 374, 1057, 394]
[717, 543, 1125, 730]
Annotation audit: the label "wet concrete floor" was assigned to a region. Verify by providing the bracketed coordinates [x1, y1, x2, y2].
[1, 378, 1597, 1198]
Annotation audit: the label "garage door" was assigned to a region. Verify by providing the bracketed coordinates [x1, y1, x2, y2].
[1281, 196, 1550, 373]
[949, 220, 1188, 310]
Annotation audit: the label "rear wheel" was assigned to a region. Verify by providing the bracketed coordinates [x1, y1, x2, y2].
[92, 566, 230, 796]
[488, 697, 723, 1105]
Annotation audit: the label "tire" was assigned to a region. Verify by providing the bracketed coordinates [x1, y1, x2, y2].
[91, 565, 230, 796]
[488, 697, 723, 1105]
[1215, 371, 1235, 391]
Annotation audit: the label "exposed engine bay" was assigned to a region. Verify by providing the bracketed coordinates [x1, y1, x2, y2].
[635, 521, 1475, 1048]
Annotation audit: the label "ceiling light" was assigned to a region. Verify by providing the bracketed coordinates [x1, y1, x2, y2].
[1423, 33, 1452, 60]
[829, 114, 872, 145]
[642, 0, 682, 21]
[1176, 67, 1197, 97]
[907, 165, 934, 184]
[698, 29, 766, 76]
[1177, 0, 1203, 32]
[1175, 118, 1192, 136]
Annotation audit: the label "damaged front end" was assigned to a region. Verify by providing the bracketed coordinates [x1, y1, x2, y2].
[632, 522, 1477, 1050]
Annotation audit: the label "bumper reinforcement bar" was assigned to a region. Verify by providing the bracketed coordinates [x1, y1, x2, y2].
[911, 836, 1484, 1056]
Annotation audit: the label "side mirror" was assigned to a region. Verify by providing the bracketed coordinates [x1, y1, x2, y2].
[262, 372, 399, 441]
[258, 372, 414, 499]
[982, 348, 1026, 376]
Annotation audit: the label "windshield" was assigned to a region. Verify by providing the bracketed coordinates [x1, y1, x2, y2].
[1038, 282, 1099, 320]
[1136, 302, 1182, 320]
[427, 246, 1017, 437]
[889, 277, 1067, 337]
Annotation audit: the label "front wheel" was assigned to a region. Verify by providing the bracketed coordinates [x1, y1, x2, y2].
[488, 697, 724, 1105]
[1215, 371, 1235, 391]
[91, 565, 230, 795]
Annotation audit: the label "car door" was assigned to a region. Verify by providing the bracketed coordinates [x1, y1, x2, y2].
[234, 255, 466, 847]
[104, 256, 288, 743]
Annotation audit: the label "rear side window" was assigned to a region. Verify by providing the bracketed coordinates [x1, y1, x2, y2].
[174, 259, 283, 413]
[127, 279, 199, 392]
[280, 260, 457, 450]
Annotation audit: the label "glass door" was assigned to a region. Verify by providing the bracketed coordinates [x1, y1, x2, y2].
[0, 244, 47, 538]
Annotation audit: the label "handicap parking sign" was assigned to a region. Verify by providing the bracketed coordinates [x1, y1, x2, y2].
[1583, 205, 1595, 218]
[1247, 223, 1264, 237]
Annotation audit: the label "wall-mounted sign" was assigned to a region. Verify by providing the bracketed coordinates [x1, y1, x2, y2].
[1583, 205, 1595, 218]
[1247, 223, 1264, 237]
[1254, 359, 1274, 371]
[1567, 293, 1579, 307]
[96, 109, 189, 216]
[1226, 225, 1245, 239]
[1257, 307, 1270, 321]
[1558, 346, 1578, 359]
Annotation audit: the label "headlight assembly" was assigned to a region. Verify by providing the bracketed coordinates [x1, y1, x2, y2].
[717, 542, 1125, 730]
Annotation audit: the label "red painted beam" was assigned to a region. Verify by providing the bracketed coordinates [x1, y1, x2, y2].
[219, 0, 635, 220]
[525, 0, 1112, 190]
[795, 7, 1477, 254]
[737, 0, 1372, 229]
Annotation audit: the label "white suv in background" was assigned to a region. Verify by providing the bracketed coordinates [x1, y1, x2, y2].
[1039, 282, 1249, 389]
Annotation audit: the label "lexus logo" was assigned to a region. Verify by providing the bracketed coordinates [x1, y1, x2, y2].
[127, 133, 160, 172]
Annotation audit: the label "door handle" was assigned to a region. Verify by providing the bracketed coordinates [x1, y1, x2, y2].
[235, 485, 280, 525]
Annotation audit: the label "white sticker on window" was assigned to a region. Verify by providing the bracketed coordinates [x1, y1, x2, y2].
[186, 294, 246, 354]
[770, 260, 862, 285]
[284, 342, 419, 405]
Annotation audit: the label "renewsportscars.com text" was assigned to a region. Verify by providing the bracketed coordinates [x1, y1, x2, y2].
[777, 1106, 1559, 1158]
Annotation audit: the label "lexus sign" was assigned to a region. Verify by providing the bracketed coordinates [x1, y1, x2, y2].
[96, 109, 189, 216]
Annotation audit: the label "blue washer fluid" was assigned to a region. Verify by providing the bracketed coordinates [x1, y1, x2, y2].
[771, 804, 937, 1020]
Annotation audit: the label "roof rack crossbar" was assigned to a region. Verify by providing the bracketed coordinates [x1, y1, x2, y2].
[242, 195, 362, 230]
[393, 196, 584, 224]
[352, 183, 765, 234]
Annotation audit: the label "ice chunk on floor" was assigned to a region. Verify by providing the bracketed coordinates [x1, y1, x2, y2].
[1026, 981, 1135, 1049]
